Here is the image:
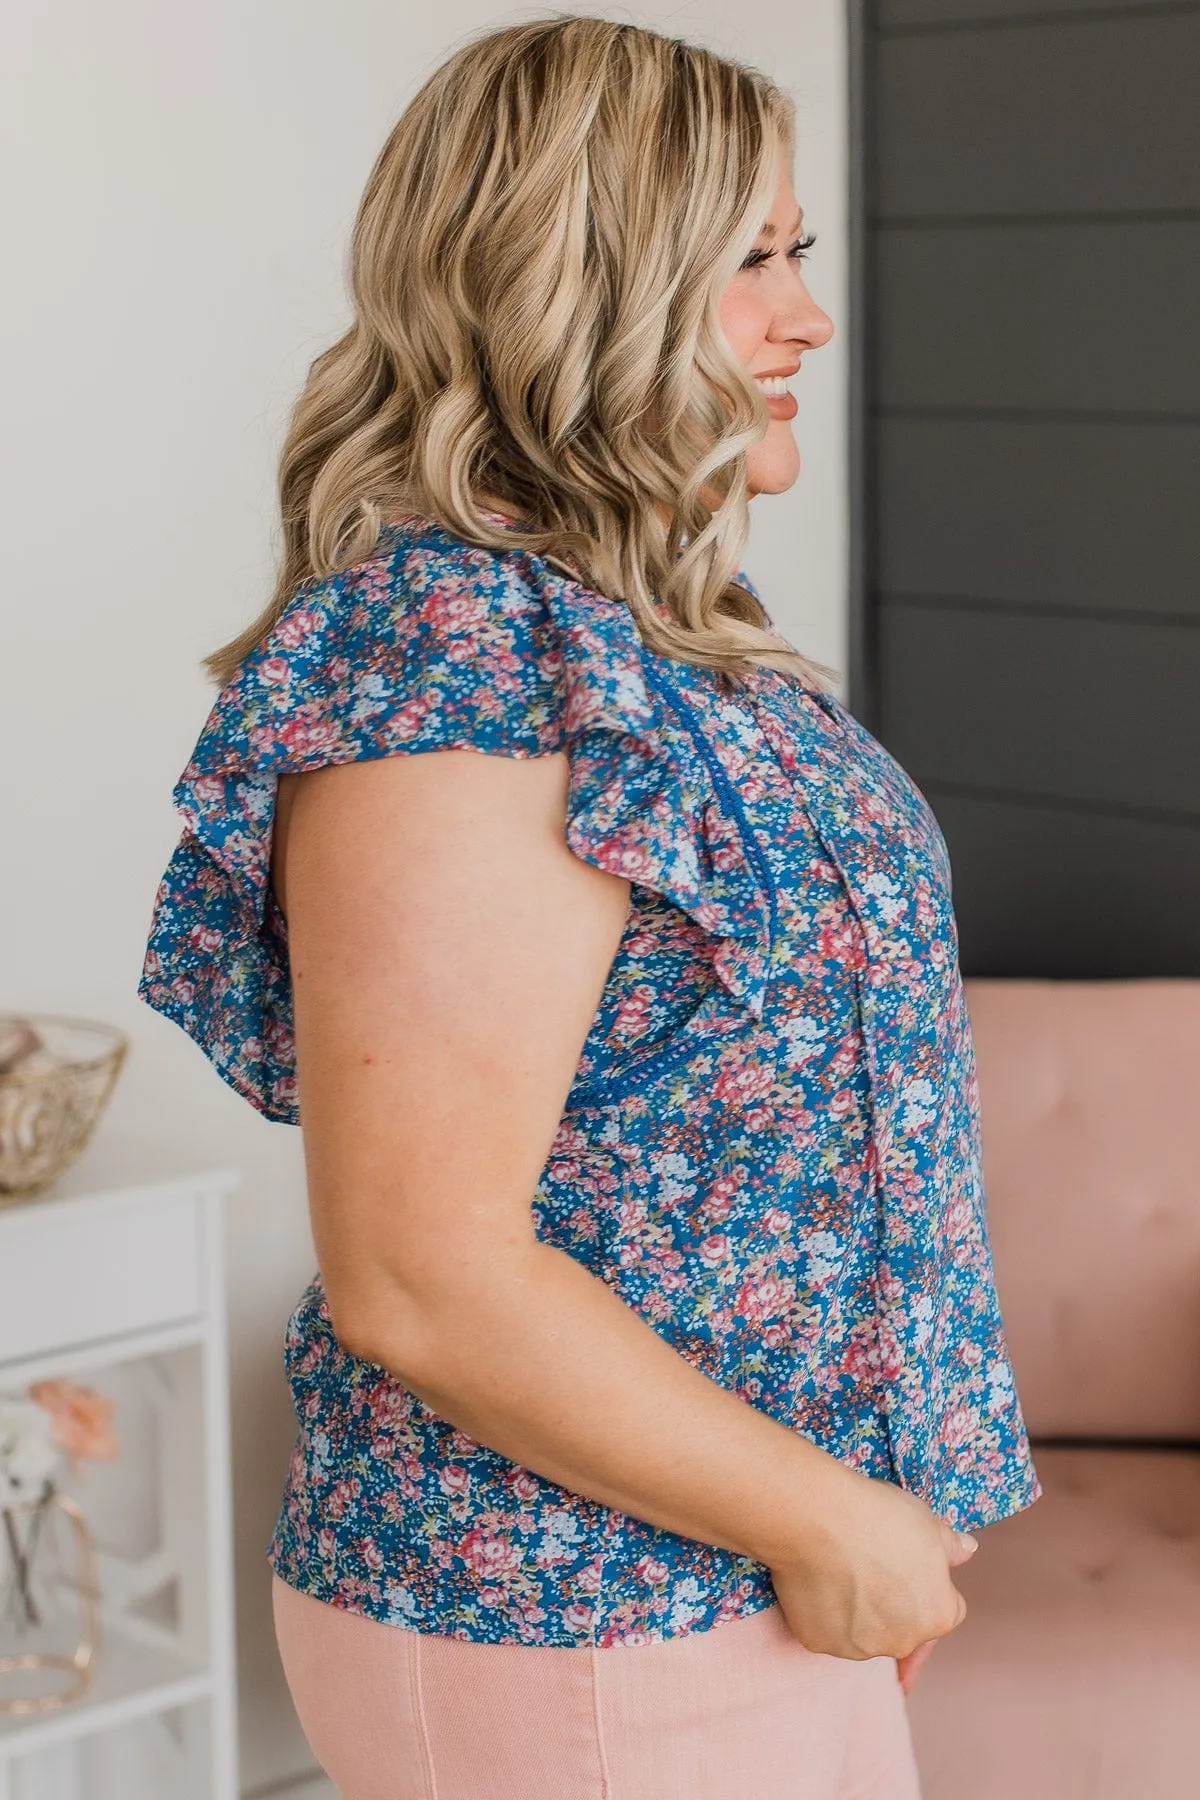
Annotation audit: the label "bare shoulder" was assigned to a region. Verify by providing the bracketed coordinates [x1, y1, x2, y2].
[270, 746, 603, 929]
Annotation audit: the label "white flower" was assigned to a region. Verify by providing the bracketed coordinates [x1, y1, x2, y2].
[782, 1015, 825, 1070]
[615, 666, 656, 722]
[0, 1398, 62, 1507]
[986, 1361, 1015, 1414]
[649, 1151, 697, 1206]
[900, 1077, 938, 1133]
[800, 1229, 844, 1288]
[384, 1583, 422, 1627]
[860, 872, 905, 924]
[668, 1577, 709, 1633]
[542, 1509, 584, 1547]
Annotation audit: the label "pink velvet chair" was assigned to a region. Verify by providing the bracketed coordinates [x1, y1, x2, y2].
[905, 977, 1200, 1799]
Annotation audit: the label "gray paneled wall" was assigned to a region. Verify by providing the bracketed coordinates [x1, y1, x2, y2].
[854, 0, 1200, 975]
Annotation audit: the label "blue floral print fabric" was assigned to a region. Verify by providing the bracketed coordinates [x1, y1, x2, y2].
[138, 514, 1042, 1647]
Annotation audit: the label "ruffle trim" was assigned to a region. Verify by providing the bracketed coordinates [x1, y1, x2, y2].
[542, 573, 772, 1019]
[137, 534, 772, 1123]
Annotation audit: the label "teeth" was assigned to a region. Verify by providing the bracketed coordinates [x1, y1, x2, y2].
[756, 375, 791, 399]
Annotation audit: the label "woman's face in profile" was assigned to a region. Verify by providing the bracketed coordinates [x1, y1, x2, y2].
[719, 159, 835, 498]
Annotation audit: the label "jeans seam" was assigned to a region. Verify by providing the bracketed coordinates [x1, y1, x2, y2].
[589, 1644, 613, 1799]
[409, 1629, 440, 1800]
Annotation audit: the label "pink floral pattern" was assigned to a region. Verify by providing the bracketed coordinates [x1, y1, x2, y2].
[138, 516, 1041, 1647]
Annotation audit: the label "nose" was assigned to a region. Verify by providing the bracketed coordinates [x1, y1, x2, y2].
[792, 292, 834, 354]
[803, 299, 835, 351]
[773, 280, 835, 355]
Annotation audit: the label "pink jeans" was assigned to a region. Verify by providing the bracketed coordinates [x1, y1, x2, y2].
[272, 1574, 924, 1799]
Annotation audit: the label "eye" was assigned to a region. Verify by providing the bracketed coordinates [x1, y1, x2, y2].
[739, 232, 817, 273]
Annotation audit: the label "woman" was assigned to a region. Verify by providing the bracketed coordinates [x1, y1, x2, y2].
[138, 15, 1041, 1798]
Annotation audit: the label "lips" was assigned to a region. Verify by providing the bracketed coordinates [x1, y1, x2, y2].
[760, 382, 798, 420]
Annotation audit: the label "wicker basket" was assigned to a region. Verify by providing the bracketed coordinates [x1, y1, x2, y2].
[0, 1016, 129, 1204]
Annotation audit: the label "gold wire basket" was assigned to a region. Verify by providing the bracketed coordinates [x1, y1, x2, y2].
[0, 1015, 129, 1203]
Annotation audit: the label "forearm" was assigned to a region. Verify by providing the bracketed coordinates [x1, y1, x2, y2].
[334, 1238, 855, 1570]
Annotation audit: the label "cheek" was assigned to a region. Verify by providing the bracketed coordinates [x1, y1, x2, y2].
[719, 288, 767, 364]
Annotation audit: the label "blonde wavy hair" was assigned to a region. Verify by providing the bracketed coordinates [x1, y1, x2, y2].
[205, 13, 830, 693]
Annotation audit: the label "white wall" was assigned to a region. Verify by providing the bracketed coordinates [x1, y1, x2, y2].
[0, 3, 846, 1791]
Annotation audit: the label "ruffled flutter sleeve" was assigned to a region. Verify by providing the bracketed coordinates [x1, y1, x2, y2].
[137, 527, 774, 1122]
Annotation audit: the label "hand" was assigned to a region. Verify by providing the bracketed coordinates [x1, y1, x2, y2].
[768, 1465, 979, 1663]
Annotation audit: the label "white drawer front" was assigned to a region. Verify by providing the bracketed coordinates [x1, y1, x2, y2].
[0, 1188, 204, 1366]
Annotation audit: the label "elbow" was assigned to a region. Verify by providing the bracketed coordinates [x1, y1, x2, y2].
[322, 1274, 432, 1382]
[322, 1263, 482, 1396]
[321, 1239, 542, 1389]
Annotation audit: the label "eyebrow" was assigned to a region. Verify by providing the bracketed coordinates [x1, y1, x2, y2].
[758, 209, 805, 241]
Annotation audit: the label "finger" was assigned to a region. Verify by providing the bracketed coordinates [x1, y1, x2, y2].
[945, 1530, 979, 1566]
[927, 1586, 968, 1643]
[896, 1639, 937, 1693]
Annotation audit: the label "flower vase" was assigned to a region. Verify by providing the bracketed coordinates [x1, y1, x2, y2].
[0, 1488, 101, 1714]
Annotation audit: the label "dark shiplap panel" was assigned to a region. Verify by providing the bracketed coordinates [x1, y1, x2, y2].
[860, 0, 1199, 979]
[927, 790, 1200, 976]
[876, 0, 1196, 32]
[877, 418, 1200, 617]
[878, 603, 1200, 816]
[875, 16, 1200, 216]
[874, 220, 1200, 414]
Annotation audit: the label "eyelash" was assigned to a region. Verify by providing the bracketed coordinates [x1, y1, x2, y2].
[740, 232, 817, 272]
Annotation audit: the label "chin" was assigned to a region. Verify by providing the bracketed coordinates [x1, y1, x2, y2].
[746, 431, 801, 497]
[746, 457, 801, 497]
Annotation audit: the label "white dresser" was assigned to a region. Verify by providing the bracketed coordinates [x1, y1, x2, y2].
[0, 1136, 239, 1800]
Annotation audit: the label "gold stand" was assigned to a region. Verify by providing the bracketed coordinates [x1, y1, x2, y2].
[0, 1492, 102, 1715]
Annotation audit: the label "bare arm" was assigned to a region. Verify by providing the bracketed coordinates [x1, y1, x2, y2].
[273, 746, 976, 1659]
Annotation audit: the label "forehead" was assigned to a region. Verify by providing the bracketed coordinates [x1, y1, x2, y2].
[756, 162, 803, 235]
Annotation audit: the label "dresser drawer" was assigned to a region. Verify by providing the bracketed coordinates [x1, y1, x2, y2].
[0, 1185, 205, 1366]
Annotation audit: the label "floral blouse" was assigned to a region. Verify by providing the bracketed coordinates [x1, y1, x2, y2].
[137, 513, 1042, 1647]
